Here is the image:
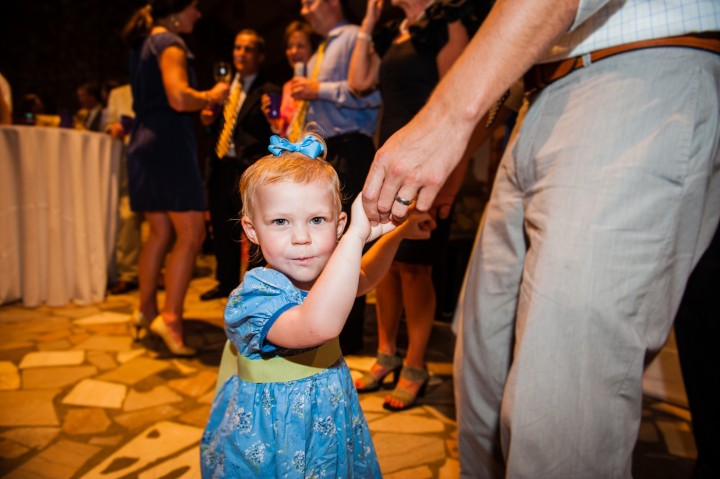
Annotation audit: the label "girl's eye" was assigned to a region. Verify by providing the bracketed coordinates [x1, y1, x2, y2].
[273, 219, 288, 226]
[310, 217, 325, 225]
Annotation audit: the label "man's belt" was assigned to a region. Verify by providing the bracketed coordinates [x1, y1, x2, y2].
[524, 32, 720, 93]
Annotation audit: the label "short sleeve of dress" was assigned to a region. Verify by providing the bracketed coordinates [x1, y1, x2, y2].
[148, 31, 190, 58]
[224, 268, 306, 359]
[372, 19, 402, 59]
[408, 0, 484, 58]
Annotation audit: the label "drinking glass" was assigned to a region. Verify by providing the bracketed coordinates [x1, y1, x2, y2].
[213, 61, 232, 83]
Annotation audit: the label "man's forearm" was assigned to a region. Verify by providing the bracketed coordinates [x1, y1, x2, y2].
[426, 0, 578, 130]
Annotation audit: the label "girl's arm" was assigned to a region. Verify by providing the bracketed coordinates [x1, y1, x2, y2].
[158, 46, 229, 112]
[348, 0, 383, 94]
[266, 198, 431, 349]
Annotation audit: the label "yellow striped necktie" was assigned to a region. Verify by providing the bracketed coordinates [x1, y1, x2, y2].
[287, 40, 326, 142]
[216, 78, 243, 158]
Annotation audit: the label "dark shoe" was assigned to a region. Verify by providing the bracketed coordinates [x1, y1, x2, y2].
[200, 286, 231, 301]
[355, 352, 403, 393]
[109, 280, 138, 295]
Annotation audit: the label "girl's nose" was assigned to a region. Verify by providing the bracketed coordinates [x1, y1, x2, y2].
[291, 226, 311, 244]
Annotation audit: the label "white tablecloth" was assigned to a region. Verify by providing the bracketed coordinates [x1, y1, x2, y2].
[0, 126, 121, 306]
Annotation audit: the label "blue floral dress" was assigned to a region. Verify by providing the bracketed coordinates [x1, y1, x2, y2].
[200, 268, 382, 478]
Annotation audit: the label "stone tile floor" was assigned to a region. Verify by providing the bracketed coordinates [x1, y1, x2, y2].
[0, 255, 699, 478]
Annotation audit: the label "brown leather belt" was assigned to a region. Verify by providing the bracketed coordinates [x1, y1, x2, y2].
[524, 32, 720, 93]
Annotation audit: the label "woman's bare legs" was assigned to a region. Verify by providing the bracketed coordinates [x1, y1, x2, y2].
[355, 264, 403, 389]
[375, 263, 403, 356]
[138, 212, 174, 321]
[385, 262, 435, 410]
[158, 210, 206, 344]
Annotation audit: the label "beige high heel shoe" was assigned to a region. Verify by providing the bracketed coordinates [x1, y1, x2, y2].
[149, 315, 196, 356]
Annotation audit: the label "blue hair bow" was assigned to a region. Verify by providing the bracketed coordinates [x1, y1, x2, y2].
[268, 134, 324, 159]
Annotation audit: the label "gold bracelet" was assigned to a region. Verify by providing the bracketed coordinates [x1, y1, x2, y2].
[357, 31, 372, 41]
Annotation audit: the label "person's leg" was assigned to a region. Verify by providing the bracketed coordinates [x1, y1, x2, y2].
[138, 212, 173, 320]
[114, 193, 143, 286]
[161, 210, 205, 333]
[675, 220, 720, 479]
[497, 49, 720, 478]
[205, 160, 241, 297]
[375, 264, 403, 355]
[454, 122, 527, 478]
[356, 264, 403, 390]
[383, 263, 435, 409]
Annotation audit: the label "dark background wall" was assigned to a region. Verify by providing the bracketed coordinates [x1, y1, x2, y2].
[0, 0, 382, 115]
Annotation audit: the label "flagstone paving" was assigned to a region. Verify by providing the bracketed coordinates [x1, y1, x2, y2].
[0, 255, 699, 478]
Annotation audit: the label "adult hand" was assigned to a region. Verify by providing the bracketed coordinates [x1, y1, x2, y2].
[431, 191, 456, 221]
[362, 0, 383, 32]
[290, 78, 320, 101]
[398, 209, 436, 240]
[200, 107, 217, 126]
[108, 122, 126, 140]
[208, 82, 230, 104]
[362, 108, 471, 225]
[260, 93, 272, 118]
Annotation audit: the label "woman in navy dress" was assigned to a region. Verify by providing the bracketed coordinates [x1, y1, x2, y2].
[122, 0, 228, 355]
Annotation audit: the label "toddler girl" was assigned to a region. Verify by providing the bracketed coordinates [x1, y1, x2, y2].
[200, 131, 433, 478]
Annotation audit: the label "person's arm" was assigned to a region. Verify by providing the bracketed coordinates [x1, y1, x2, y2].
[429, 19, 472, 220]
[362, 0, 579, 224]
[291, 30, 383, 110]
[348, 0, 383, 94]
[0, 93, 11, 125]
[158, 45, 229, 112]
[266, 197, 432, 349]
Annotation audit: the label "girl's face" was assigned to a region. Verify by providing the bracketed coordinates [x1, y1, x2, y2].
[242, 180, 346, 291]
[175, 1, 201, 34]
[285, 31, 312, 66]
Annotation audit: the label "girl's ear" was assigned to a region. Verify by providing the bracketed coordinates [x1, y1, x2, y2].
[241, 217, 260, 245]
[336, 211, 347, 240]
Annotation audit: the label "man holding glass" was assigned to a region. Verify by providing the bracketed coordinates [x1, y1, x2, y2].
[200, 29, 279, 301]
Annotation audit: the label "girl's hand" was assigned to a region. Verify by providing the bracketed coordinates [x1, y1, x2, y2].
[348, 194, 397, 243]
[397, 209, 435, 240]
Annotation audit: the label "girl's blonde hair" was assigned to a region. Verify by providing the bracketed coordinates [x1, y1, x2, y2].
[239, 130, 342, 219]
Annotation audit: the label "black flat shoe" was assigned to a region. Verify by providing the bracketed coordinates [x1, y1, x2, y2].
[109, 280, 138, 295]
[200, 286, 231, 301]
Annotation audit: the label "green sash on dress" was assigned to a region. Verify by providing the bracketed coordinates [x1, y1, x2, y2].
[214, 338, 342, 392]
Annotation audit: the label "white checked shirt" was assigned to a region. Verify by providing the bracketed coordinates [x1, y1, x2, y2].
[543, 0, 720, 63]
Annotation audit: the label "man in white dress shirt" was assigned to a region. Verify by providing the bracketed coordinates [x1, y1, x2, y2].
[361, 0, 720, 476]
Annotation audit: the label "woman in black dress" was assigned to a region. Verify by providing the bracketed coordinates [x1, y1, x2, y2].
[349, 0, 482, 410]
[123, 0, 229, 355]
